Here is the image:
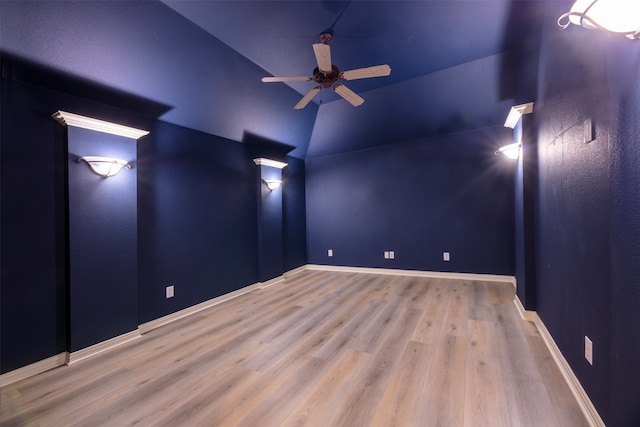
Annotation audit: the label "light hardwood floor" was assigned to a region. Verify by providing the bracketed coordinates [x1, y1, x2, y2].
[1, 270, 588, 426]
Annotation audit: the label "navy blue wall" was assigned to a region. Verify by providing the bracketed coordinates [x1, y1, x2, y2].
[283, 157, 307, 271]
[256, 165, 284, 282]
[534, 2, 640, 424]
[607, 34, 640, 425]
[607, 34, 640, 426]
[0, 75, 67, 373]
[67, 127, 138, 351]
[306, 127, 515, 274]
[514, 115, 538, 310]
[137, 121, 259, 324]
[1, 59, 307, 373]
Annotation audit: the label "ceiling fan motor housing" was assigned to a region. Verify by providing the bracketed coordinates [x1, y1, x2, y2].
[313, 65, 341, 88]
[319, 32, 332, 44]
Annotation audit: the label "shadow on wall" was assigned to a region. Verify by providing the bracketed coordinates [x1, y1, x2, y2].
[1, 52, 173, 121]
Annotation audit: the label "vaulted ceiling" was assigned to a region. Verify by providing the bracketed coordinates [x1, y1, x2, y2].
[0, 1, 547, 158]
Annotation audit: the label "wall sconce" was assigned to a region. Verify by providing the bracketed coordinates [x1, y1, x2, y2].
[263, 179, 282, 191]
[558, 0, 640, 40]
[495, 143, 521, 160]
[78, 156, 131, 177]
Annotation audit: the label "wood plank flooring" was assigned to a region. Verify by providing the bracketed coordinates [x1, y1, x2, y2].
[0, 271, 588, 426]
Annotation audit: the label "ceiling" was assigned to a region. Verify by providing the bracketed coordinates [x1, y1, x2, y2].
[0, 1, 548, 158]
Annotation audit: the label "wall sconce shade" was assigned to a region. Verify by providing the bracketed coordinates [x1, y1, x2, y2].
[495, 143, 521, 160]
[52, 111, 149, 139]
[558, 0, 640, 40]
[263, 179, 282, 190]
[78, 156, 131, 177]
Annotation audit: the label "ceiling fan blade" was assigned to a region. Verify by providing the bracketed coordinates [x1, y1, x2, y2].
[262, 76, 312, 83]
[312, 43, 332, 73]
[333, 84, 364, 107]
[294, 86, 321, 109]
[341, 64, 392, 80]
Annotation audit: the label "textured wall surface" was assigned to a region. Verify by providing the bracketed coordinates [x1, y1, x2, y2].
[0, 78, 67, 373]
[534, 2, 640, 424]
[67, 127, 138, 352]
[306, 127, 515, 274]
[1, 62, 307, 371]
[137, 121, 259, 324]
[283, 157, 307, 272]
[606, 35, 640, 427]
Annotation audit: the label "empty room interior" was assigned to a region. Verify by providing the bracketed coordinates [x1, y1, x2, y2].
[1, 1, 638, 426]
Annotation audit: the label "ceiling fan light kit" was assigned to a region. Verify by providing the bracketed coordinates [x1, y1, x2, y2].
[262, 31, 391, 109]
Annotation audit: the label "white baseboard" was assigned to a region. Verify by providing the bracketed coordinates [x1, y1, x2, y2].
[258, 274, 285, 289]
[0, 352, 67, 387]
[513, 297, 605, 427]
[67, 329, 141, 365]
[283, 264, 308, 279]
[139, 281, 265, 334]
[305, 264, 516, 287]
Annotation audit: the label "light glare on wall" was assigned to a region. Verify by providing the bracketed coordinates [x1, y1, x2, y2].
[495, 143, 521, 160]
[78, 156, 131, 177]
[558, 0, 640, 40]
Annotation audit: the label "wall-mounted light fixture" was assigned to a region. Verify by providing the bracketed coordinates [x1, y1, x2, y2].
[558, 0, 640, 40]
[495, 143, 522, 160]
[263, 179, 282, 191]
[78, 156, 131, 177]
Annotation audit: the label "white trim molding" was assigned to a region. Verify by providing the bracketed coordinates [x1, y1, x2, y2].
[139, 281, 265, 334]
[252, 158, 288, 169]
[52, 110, 149, 140]
[306, 264, 517, 287]
[67, 330, 141, 365]
[0, 353, 67, 387]
[504, 102, 534, 129]
[514, 297, 605, 427]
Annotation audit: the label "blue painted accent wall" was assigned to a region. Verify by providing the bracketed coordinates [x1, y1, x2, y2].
[306, 127, 515, 274]
[534, 2, 640, 424]
[1, 59, 307, 372]
[606, 35, 640, 426]
[514, 116, 537, 310]
[283, 156, 307, 271]
[0, 75, 67, 373]
[67, 127, 138, 351]
[256, 165, 284, 282]
[137, 121, 260, 324]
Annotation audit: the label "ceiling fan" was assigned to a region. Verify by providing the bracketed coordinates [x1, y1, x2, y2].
[261, 32, 391, 109]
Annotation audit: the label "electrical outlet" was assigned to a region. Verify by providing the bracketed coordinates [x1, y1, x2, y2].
[585, 336, 593, 365]
[389, 251, 395, 259]
[166, 285, 174, 299]
[384, 251, 389, 259]
[443, 252, 450, 261]
[328, 249, 333, 257]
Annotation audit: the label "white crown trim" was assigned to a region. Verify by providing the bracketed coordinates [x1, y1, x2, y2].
[52, 110, 149, 140]
[253, 158, 288, 169]
[504, 102, 534, 129]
